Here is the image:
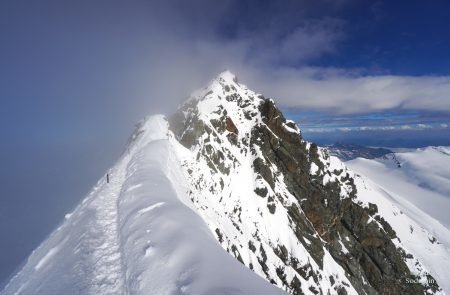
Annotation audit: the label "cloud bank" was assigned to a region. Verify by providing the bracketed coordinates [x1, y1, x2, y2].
[238, 69, 450, 114]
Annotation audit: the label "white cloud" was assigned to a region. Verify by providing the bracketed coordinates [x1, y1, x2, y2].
[417, 124, 432, 129]
[338, 127, 352, 132]
[400, 125, 412, 130]
[236, 67, 450, 114]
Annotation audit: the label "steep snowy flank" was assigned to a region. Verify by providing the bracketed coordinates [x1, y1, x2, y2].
[323, 152, 450, 293]
[344, 147, 450, 292]
[347, 147, 450, 228]
[169, 71, 445, 294]
[2, 116, 282, 295]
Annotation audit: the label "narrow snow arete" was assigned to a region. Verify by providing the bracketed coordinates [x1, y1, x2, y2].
[3, 71, 449, 295]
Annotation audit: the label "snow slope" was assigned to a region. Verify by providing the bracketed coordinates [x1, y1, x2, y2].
[339, 148, 450, 293]
[347, 147, 450, 229]
[2, 116, 283, 295]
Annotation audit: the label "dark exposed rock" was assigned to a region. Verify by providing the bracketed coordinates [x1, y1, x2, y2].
[258, 245, 270, 276]
[225, 116, 238, 134]
[276, 266, 289, 287]
[231, 244, 244, 264]
[267, 196, 276, 214]
[254, 187, 268, 198]
[252, 157, 275, 189]
[290, 276, 304, 295]
[215, 228, 223, 243]
[274, 245, 289, 264]
[308, 286, 319, 295]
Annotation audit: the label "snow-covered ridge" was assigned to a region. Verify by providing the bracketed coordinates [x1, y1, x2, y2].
[2, 115, 282, 295]
[3, 71, 449, 295]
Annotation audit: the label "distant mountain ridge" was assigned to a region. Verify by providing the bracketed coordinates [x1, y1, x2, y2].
[325, 142, 394, 161]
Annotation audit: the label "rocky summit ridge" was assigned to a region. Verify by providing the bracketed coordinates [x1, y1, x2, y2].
[169, 70, 444, 294]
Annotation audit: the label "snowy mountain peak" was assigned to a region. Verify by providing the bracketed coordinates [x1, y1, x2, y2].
[3, 72, 449, 295]
[168, 72, 445, 294]
[171, 72, 268, 149]
[216, 69, 239, 83]
[189, 70, 241, 102]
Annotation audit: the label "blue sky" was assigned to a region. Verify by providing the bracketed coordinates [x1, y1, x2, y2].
[1, 0, 450, 287]
[284, 110, 450, 132]
[282, 109, 450, 147]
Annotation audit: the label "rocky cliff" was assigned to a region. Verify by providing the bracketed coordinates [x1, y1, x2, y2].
[169, 71, 442, 295]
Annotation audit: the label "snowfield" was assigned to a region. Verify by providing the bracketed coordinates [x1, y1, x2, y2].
[1, 116, 283, 295]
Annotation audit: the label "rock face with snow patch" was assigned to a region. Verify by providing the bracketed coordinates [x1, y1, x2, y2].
[169, 71, 444, 294]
